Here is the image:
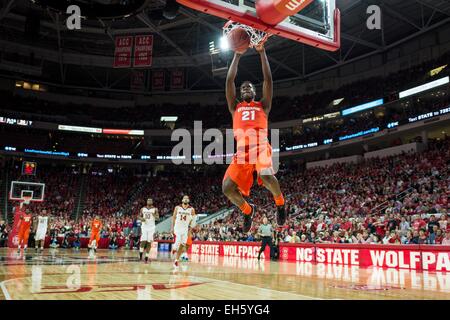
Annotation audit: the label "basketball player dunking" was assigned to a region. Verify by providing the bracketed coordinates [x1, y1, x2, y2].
[171, 195, 196, 268]
[222, 43, 286, 233]
[139, 198, 159, 263]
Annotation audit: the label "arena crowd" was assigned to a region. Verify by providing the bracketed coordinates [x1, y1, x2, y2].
[1, 136, 448, 249]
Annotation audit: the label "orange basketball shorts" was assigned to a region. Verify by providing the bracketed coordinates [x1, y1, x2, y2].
[18, 227, 30, 246]
[89, 232, 100, 245]
[223, 141, 273, 197]
[186, 235, 193, 246]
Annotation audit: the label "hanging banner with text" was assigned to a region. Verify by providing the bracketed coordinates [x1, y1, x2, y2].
[113, 36, 134, 68]
[187, 241, 270, 259]
[130, 70, 146, 91]
[158, 240, 450, 272]
[152, 70, 165, 91]
[278, 243, 450, 272]
[170, 69, 184, 90]
[133, 35, 153, 67]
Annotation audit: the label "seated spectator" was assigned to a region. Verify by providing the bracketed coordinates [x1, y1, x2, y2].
[388, 231, 401, 244]
[418, 229, 429, 244]
[382, 231, 391, 244]
[290, 231, 300, 243]
[284, 231, 292, 243]
[429, 225, 439, 244]
[49, 235, 59, 248]
[61, 234, 71, 248]
[434, 229, 444, 244]
[410, 230, 420, 244]
[427, 215, 439, 233]
[412, 216, 426, 232]
[72, 236, 81, 250]
[370, 234, 380, 244]
[399, 217, 410, 236]
[341, 231, 353, 243]
[109, 234, 119, 250]
[442, 232, 450, 245]
[438, 214, 448, 231]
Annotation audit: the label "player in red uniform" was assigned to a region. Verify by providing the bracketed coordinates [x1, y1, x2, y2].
[88, 216, 102, 252]
[17, 203, 33, 253]
[222, 43, 286, 232]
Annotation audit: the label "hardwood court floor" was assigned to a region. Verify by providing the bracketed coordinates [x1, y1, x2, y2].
[0, 248, 448, 300]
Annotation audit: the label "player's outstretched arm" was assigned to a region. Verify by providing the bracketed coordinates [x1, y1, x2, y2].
[255, 44, 273, 114]
[226, 53, 243, 114]
[154, 208, 159, 220]
[171, 207, 177, 233]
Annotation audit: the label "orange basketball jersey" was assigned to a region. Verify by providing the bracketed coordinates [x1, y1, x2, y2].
[91, 219, 102, 233]
[20, 213, 32, 230]
[233, 100, 268, 146]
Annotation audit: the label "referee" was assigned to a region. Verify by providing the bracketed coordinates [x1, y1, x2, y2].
[257, 216, 274, 260]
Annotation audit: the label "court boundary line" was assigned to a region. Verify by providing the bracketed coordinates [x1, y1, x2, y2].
[0, 279, 12, 300]
[192, 275, 324, 300]
[0, 270, 322, 301]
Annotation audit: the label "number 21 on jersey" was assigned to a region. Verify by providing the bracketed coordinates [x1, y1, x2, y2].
[242, 110, 255, 121]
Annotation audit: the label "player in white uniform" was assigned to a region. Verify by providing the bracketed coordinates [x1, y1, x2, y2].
[139, 198, 159, 263]
[171, 195, 196, 268]
[35, 209, 50, 253]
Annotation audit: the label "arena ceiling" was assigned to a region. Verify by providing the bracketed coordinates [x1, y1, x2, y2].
[0, 0, 449, 91]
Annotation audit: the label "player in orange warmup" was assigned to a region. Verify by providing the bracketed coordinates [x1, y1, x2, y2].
[88, 216, 102, 252]
[180, 229, 194, 262]
[17, 204, 33, 253]
[222, 43, 286, 233]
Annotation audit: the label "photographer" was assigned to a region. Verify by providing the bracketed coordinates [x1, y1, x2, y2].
[271, 231, 283, 261]
[0, 220, 8, 247]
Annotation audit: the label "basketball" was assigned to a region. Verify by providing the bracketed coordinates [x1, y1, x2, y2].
[2, 0, 450, 308]
[227, 28, 250, 53]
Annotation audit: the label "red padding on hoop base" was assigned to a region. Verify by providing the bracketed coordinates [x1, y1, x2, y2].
[256, 0, 315, 26]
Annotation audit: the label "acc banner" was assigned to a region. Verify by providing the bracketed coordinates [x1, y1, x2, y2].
[170, 69, 184, 90]
[134, 35, 153, 67]
[130, 70, 146, 91]
[152, 70, 165, 90]
[113, 36, 133, 68]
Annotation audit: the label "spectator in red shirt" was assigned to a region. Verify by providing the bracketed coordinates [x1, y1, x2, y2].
[412, 215, 426, 232]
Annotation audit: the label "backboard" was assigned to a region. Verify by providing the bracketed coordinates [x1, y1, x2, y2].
[9, 181, 45, 202]
[177, 0, 340, 51]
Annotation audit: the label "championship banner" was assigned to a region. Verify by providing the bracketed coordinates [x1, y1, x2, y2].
[170, 69, 184, 90]
[113, 36, 133, 68]
[152, 70, 165, 91]
[8, 208, 22, 248]
[187, 241, 270, 259]
[278, 243, 450, 272]
[133, 35, 153, 67]
[130, 70, 145, 91]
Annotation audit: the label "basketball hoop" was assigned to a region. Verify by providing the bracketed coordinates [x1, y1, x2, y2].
[223, 21, 271, 48]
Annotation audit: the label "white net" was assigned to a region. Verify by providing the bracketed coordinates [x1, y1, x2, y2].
[223, 21, 271, 48]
